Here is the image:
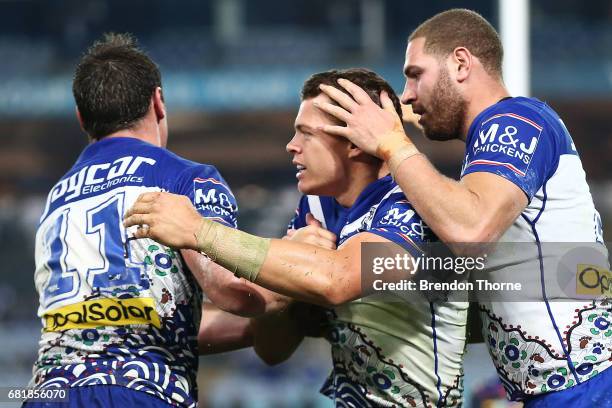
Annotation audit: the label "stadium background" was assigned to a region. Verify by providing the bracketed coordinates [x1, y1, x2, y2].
[0, 0, 611, 406]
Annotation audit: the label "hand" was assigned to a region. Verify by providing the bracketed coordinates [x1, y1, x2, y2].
[315, 79, 413, 159]
[123, 192, 203, 250]
[286, 213, 337, 250]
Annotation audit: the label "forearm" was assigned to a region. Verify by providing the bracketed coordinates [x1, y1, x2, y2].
[252, 305, 304, 365]
[184, 249, 286, 317]
[197, 223, 353, 306]
[198, 302, 254, 355]
[124, 195, 358, 305]
[391, 153, 485, 243]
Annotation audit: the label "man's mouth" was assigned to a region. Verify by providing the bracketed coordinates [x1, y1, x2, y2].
[295, 163, 306, 178]
[412, 106, 425, 116]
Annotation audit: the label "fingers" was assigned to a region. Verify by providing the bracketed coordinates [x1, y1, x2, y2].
[316, 228, 337, 243]
[305, 213, 322, 227]
[302, 235, 335, 250]
[123, 213, 154, 228]
[318, 84, 356, 112]
[133, 224, 152, 239]
[380, 91, 396, 113]
[314, 237, 336, 250]
[337, 78, 374, 105]
[289, 225, 337, 249]
[401, 104, 422, 128]
[282, 229, 296, 240]
[317, 124, 350, 138]
[314, 101, 351, 124]
[135, 192, 160, 203]
[124, 201, 155, 218]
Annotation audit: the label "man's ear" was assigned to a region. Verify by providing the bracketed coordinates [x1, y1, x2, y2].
[153, 87, 166, 122]
[75, 107, 86, 132]
[347, 143, 364, 159]
[452, 47, 472, 83]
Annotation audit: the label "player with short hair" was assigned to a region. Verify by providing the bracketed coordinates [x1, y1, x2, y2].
[28, 33, 282, 408]
[312, 8, 611, 407]
[125, 68, 469, 407]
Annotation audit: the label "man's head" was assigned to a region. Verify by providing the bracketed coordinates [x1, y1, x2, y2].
[402, 9, 504, 141]
[73, 33, 167, 145]
[287, 68, 402, 199]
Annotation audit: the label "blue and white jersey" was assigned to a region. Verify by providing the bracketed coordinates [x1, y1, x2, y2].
[32, 137, 238, 408]
[461, 97, 610, 400]
[289, 175, 468, 408]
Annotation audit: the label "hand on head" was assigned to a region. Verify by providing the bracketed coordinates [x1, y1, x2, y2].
[315, 79, 413, 160]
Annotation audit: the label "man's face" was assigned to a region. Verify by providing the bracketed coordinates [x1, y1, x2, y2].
[286, 94, 352, 196]
[401, 37, 467, 141]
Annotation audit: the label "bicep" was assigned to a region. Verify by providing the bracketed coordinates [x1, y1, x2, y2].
[461, 171, 527, 242]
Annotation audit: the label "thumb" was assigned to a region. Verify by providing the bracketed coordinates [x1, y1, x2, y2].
[380, 91, 396, 113]
[305, 213, 322, 227]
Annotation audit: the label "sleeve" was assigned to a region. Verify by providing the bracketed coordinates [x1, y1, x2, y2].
[175, 165, 238, 228]
[367, 194, 438, 258]
[461, 109, 557, 200]
[287, 195, 309, 230]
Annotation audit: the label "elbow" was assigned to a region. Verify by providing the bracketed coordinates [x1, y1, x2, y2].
[256, 351, 289, 366]
[307, 259, 358, 307]
[322, 287, 351, 307]
[221, 300, 266, 318]
[207, 289, 267, 318]
[444, 225, 499, 257]
[317, 274, 356, 307]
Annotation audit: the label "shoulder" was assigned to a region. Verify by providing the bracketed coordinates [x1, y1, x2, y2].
[156, 148, 217, 175]
[473, 97, 567, 144]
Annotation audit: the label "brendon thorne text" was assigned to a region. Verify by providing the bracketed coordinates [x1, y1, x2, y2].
[372, 279, 522, 292]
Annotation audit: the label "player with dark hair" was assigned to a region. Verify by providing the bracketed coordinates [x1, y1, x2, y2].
[28, 33, 284, 408]
[311, 8, 611, 408]
[125, 68, 469, 407]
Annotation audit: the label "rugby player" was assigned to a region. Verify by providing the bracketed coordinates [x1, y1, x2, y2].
[312, 9, 611, 407]
[27, 33, 284, 408]
[125, 68, 469, 407]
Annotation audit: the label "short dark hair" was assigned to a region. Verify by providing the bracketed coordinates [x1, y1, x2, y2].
[409, 9, 503, 77]
[72, 33, 162, 140]
[301, 68, 403, 120]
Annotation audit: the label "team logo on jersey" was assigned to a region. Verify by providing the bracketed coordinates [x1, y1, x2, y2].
[467, 113, 543, 177]
[43, 297, 161, 332]
[193, 178, 238, 226]
[378, 202, 429, 241]
[41, 156, 157, 221]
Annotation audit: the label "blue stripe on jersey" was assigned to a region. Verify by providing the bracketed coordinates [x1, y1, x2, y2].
[522, 181, 581, 385]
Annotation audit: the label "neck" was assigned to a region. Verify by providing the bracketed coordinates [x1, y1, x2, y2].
[334, 162, 383, 208]
[96, 118, 162, 147]
[460, 78, 510, 141]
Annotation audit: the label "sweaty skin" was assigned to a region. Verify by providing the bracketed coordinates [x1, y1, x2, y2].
[123, 191, 390, 306]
